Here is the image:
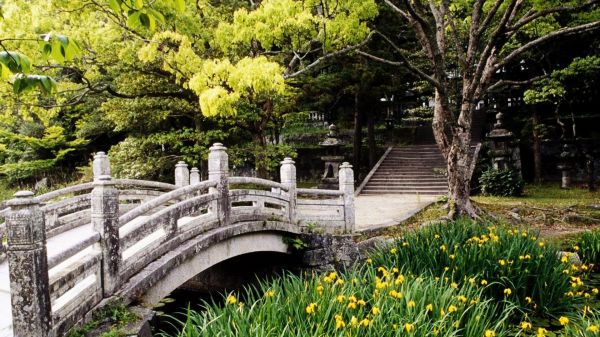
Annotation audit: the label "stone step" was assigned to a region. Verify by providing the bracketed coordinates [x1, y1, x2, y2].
[369, 176, 447, 182]
[382, 157, 446, 164]
[365, 184, 448, 190]
[366, 182, 448, 187]
[379, 164, 446, 168]
[371, 170, 446, 179]
[361, 190, 447, 195]
[377, 169, 445, 173]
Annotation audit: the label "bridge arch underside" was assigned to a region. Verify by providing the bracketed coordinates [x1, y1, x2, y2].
[118, 221, 298, 307]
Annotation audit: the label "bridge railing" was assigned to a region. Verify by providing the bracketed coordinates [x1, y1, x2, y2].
[3, 143, 354, 337]
[0, 166, 177, 260]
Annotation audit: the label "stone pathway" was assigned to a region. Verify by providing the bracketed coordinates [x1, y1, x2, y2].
[355, 194, 437, 232]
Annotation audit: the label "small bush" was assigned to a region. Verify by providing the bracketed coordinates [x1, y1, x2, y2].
[479, 168, 524, 196]
[577, 229, 600, 265]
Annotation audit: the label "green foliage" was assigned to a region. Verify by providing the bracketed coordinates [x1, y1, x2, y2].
[39, 33, 83, 64]
[479, 168, 524, 197]
[283, 236, 308, 251]
[109, 128, 226, 180]
[525, 56, 600, 105]
[160, 267, 513, 337]
[370, 219, 580, 318]
[0, 51, 30, 77]
[227, 143, 296, 176]
[577, 230, 600, 265]
[106, 0, 185, 31]
[67, 300, 137, 337]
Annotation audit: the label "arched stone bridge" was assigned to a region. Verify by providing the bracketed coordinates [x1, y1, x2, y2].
[0, 143, 355, 337]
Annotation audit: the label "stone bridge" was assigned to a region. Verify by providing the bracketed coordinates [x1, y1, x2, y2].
[0, 143, 355, 337]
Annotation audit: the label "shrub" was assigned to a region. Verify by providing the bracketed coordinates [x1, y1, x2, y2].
[479, 168, 524, 196]
[369, 219, 581, 318]
[160, 267, 513, 337]
[577, 229, 600, 265]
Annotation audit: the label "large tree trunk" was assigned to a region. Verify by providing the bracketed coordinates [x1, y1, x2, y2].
[353, 92, 363, 180]
[532, 110, 543, 184]
[432, 90, 479, 218]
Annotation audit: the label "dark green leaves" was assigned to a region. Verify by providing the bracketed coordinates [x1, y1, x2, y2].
[1, 33, 80, 95]
[0, 52, 31, 78]
[12, 74, 57, 95]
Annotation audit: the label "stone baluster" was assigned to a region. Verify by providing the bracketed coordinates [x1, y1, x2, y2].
[208, 143, 230, 226]
[175, 161, 190, 187]
[339, 162, 355, 233]
[190, 167, 200, 185]
[91, 152, 121, 296]
[280, 157, 297, 224]
[6, 191, 52, 337]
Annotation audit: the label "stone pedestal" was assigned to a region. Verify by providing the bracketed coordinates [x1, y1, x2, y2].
[190, 167, 200, 185]
[174, 161, 190, 187]
[557, 143, 576, 189]
[92, 152, 121, 296]
[319, 124, 345, 189]
[6, 191, 51, 337]
[319, 155, 344, 189]
[280, 157, 297, 224]
[208, 143, 230, 226]
[339, 162, 355, 232]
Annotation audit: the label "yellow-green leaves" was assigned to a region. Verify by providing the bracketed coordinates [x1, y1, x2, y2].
[199, 87, 240, 117]
[214, 0, 377, 54]
[107, 0, 184, 31]
[190, 56, 288, 117]
[138, 31, 203, 82]
[39, 33, 82, 64]
[228, 57, 286, 97]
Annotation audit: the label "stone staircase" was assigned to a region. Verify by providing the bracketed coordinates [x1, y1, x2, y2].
[359, 144, 448, 195]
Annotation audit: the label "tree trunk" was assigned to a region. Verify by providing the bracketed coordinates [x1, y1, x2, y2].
[532, 110, 543, 184]
[255, 133, 268, 179]
[353, 92, 363, 180]
[367, 111, 376, 167]
[432, 90, 479, 218]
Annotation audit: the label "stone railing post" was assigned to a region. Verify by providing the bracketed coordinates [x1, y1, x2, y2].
[339, 162, 355, 233]
[208, 143, 230, 226]
[280, 157, 297, 224]
[175, 161, 190, 187]
[190, 167, 200, 185]
[6, 191, 51, 337]
[91, 152, 120, 296]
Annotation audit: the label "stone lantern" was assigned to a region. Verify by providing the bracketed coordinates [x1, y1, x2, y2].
[487, 110, 522, 176]
[319, 124, 345, 189]
[558, 143, 577, 188]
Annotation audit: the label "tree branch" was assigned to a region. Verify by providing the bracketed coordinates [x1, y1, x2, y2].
[496, 20, 600, 70]
[487, 74, 547, 91]
[283, 31, 375, 78]
[367, 30, 443, 91]
[103, 85, 195, 100]
[383, 0, 410, 20]
[509, 0, 600, 32]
